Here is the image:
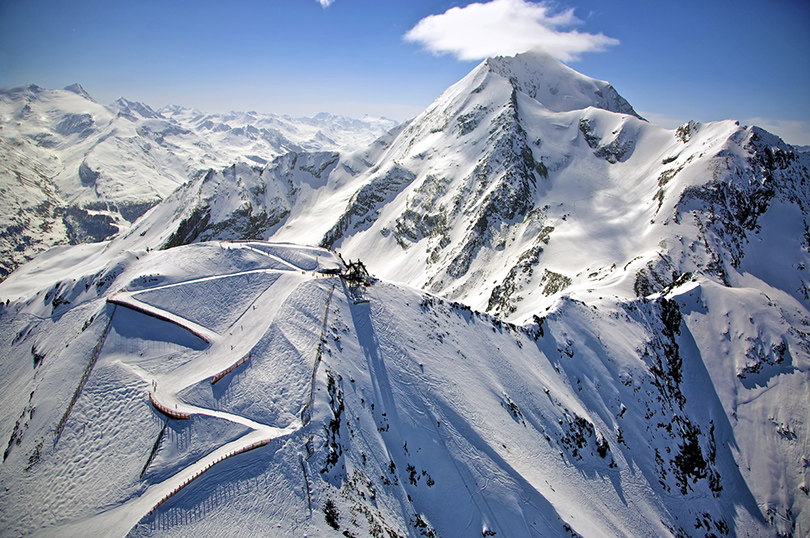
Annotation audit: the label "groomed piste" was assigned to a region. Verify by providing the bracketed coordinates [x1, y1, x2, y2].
[1, 239, 807, 537]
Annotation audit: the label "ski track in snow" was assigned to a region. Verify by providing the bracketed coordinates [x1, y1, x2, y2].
[133, 268, 333, 528]
[38, 244, 342, 536]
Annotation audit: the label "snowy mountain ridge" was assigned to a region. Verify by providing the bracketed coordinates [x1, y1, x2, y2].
[102, 51, 810, 324]
[483, 49, 641, 117]
[0, 83, 396, 279]
[0, 50, 808, 537]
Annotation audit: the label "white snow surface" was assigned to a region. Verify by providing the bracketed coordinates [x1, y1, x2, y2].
[0, 83, 396, 279]
[0, 239, 807, 537]
[1, 50, 809, 537]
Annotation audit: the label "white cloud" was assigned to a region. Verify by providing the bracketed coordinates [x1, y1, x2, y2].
[316, 0, 334, 8]
[404, 0, 618, 62]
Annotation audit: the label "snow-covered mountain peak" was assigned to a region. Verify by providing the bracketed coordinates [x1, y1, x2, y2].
[392, 49, 643, 162]
[481, 49, 641, 117]
[114, 97, 161, 120]
[158, 104, 199, 116]
[63, 83, 94, 101]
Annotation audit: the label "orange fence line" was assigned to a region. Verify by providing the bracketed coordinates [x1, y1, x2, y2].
[146, 437, 271, 516]
[107, 295, 212, 343]
[211, 353, 252, 384]
[149, 392, 191, 420]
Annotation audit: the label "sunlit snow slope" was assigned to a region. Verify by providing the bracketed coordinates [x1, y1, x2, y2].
[0, 240, 807, 537]
[114, 51, 810, 328]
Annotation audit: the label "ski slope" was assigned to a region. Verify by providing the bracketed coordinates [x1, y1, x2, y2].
[0, 243, 340, 536]
[0, 241, 807, 537]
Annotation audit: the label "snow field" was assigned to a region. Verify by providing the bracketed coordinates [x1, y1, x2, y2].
[0, 243, 345, 536]
[0, 239, 807, 536]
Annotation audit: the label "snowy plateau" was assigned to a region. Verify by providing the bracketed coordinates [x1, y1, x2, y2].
[1, 50, 809, 538]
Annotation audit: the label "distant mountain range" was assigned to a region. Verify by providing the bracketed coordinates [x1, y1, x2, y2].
[0, 50, 808, 537]
[0, 83, 396, 279]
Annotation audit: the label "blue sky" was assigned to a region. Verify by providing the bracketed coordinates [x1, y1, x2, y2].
[1, 0, 808, 144]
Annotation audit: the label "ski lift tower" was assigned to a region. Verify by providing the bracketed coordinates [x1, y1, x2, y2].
[342, 260, 373, 303]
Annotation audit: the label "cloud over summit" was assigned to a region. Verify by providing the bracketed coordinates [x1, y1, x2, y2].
[404, 0, 618, 62]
